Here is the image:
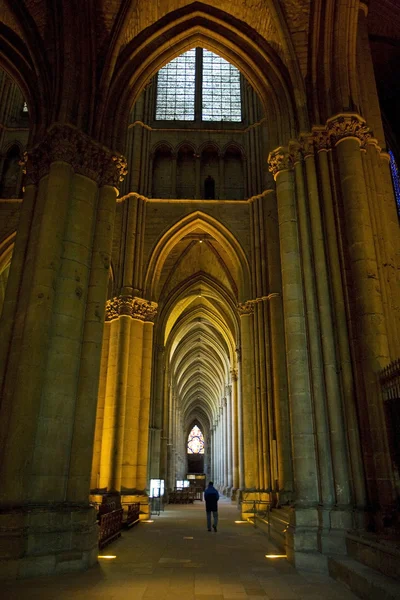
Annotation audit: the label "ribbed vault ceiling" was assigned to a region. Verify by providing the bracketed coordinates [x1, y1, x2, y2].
[154, 222, 242, 434]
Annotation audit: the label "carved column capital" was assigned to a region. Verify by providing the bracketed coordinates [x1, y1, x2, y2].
[230, 368, 238, 382]
[105, 295, 158, 322]
[267, 147, 292, 179]
[312, 128, 331, 152]
[22, 124, 127, 188]
[298, 134, 315, 158]
[131, 297, 158, 322]
[326, 114, 372, 148]
[237, 301, 254, 316]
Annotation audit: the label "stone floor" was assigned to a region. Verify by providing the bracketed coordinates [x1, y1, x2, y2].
[3, 498, 359, 599]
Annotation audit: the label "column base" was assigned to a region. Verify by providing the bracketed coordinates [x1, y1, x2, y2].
[286, 506, 328, 572]
[318, 506, 354, 555]
[286, 505, 354, 572]
[0, 504, 98, 580]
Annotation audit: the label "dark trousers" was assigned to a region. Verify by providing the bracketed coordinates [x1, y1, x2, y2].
[206, 510, 218, 530]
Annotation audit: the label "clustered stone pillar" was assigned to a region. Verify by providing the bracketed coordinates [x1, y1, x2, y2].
[266, 111, 400, 567]
[268, 148, 320, 568]
[326, 114, 399, 518]
[92, 295, 157, 516]
[246, 191, 294, 508]
[0, 124, 127, 579]
[230, 368, 240, 495]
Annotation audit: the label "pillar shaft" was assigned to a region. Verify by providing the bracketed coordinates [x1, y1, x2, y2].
[0, 124, 127, 578]
[269, 151, 319, 505]
[121, 318, 144, 490]
[137, 321, 154, 490]
[231, 372, 239, 490]
[316, 143, 366, 508]
[332, 128, 394, 507]
[239, 309, 257, 489]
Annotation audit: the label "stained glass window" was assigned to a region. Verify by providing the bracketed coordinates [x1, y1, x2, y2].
[202, 49, 241, 122]
[389, 150, 400, 218]
[155, 49, 196, 121]
[187, 425, 205, 454]
[155, 48, 241, 122]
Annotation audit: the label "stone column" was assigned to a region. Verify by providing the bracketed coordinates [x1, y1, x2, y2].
[289, 141, 335, 508]
[262, 191, 293, 502]
[313, 129, 366, 513]
[67, 179, 121, 502]
[230, 369, 240, 494]
[226, 385, 233, 493]
[222, 400, 228, 489]
[90, 321, 111, 490]
[238, 302, 257, 490]
[0, 124, 127, 578]
[268, 147, 320, 569]
[99, 296, 157, 514]
[148, 344, 165, 481]
[327, 114, 394, 513]
[137, 319, 155, 491]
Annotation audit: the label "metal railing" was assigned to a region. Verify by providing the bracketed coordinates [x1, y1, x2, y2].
[240, 497, 272, 533]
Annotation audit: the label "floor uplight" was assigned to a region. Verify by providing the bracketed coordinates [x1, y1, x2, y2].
[265, 554, 287, 559]
[98, 555, 116, 559]
[235, 520, 248, 524]
[142, 520, 154, 523]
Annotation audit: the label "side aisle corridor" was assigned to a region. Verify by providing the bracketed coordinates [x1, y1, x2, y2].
[4, 498, 358, 600]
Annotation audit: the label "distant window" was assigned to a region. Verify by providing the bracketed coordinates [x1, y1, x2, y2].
[155, 48, 242, 123]
[22, 101, 28, 113]
[389, 150, 400, 217]
[187, 425, 205, 454]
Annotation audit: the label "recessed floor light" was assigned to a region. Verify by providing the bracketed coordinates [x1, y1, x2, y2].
[98, 555, 116, 559]
[265, 554, 287, 559]
[235, 520, 248, 524]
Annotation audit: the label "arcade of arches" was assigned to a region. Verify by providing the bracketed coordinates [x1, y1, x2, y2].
[0, 0, 400, 581]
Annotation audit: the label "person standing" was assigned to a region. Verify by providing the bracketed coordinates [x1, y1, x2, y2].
[204, 481, 219, 532]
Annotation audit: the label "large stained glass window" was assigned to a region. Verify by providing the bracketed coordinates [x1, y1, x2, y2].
[389, 150, 400, 218]
[187, 425, 205, 454]
[202, 49, 241, 122]
[155, 49, 196, 121]
[155, 48, 242, 122]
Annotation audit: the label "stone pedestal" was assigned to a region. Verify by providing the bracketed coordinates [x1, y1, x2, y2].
[318, 507, 354, 555]
[0, 505, 98, 580]
[285, 507, 328, 572]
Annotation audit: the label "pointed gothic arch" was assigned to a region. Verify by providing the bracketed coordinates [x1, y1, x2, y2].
[100, 2, 307, 150]
[144, 211, 251, 302]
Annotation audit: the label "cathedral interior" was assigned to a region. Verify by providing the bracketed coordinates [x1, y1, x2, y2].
[0, 0, 400, 594]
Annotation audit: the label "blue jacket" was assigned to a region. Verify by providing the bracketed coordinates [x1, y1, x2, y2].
[204, 485, 219, 511]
